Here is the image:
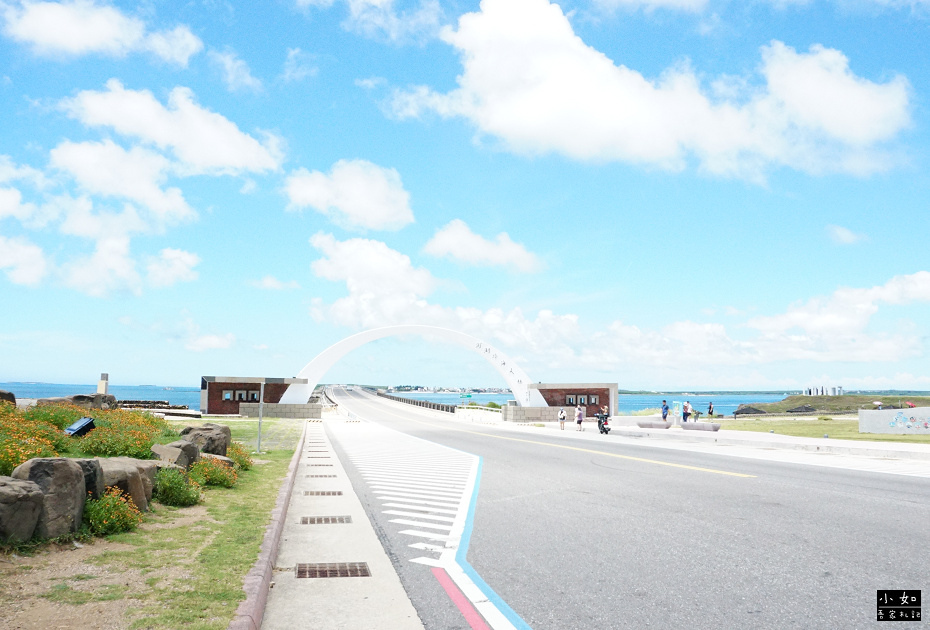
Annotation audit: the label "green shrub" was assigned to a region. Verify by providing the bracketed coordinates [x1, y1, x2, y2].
[485, 401, 501, 409]
[80, 427, 157, 458]
[83, 487, 143, 536]
[23, 404, 85, 430]
[226, 442, 253, 471]
[189, 458, 238, 488]
[154, 468, 202, 507]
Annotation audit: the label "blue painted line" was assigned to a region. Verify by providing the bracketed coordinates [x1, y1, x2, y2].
[455, 457, 533, 630]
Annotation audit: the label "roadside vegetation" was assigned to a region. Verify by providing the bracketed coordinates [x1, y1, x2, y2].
[718, 417, 930, 444]
[0, 409, 304, 630]
[748, 394, 930, 414]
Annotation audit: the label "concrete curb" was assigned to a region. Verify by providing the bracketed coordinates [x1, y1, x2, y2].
[228, 420, 308, 630]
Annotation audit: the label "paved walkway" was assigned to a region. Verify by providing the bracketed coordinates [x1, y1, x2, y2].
[251, 407, 930, 630]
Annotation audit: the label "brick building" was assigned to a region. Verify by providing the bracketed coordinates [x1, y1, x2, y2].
[201, 376, 299, 415]
[529, 382, 618, 417]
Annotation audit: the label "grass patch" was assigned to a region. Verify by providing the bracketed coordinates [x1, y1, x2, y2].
[42, 582, 128, 604]
[86, 417, 303, 630]
[749, 394, 930, 414]
[718, 417, 930, 444]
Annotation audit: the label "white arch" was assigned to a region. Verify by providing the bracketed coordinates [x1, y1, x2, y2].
[279, 325, 547, 407]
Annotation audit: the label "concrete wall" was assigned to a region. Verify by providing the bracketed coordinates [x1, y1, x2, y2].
[455, 407, 502, 423]
[239, 402, 322, 419]
[502, 406, 563, 423]
[859, 407, 930, 434]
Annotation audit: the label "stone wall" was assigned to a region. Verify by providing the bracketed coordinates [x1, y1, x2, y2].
[501, 406, 563, 423]
[238, 402, 322, 419]
[859, 407, 930, 434]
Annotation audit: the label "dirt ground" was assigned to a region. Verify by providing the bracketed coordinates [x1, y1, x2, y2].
[0, 505, 210, 630]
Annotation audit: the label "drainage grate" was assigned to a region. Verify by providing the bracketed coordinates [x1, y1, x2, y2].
[306, 450, 328, 453]
[304, 490, 343, 496]
[309, 464, 333, 467]
[305, 474, 337, 478]
[300, 516, 352, 524]
[307, 456, 330, 459]
[295, 562, 370, 578]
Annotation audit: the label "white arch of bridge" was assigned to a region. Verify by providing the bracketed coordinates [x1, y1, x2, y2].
[278, 325, 548, 407]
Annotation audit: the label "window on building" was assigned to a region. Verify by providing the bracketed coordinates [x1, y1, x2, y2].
[249, 391, 259, 401]
[590, 395, 599, 405]
[566, 395, 575, 405]
[222, 390, 233, 401]
[236, 390, 247, 401]
[578, 395, 586, 405]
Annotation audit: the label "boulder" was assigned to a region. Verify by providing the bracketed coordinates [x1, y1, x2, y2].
[179, 423, 231, 456]
[0, 390, 15, 405]
[11, 458, 86, 539]
[96, 458, 148, 512]
[163, 440, 201, 468]
[72, 459, 105, 500]
[0, 476, 43, 542]
[36, 393, 117, 410]
[109, 458, 158, 503]
[201, 453, 236, 468]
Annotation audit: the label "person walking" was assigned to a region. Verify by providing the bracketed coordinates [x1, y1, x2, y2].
[558, 408, 566, 430]
[661, 400, 669, 422]
[707, 401, 714, 418]
[683, 401, 692, 423]
[575, 404, 584, 431]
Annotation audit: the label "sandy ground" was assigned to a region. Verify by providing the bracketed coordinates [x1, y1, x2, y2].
[0, 505, 210, 630]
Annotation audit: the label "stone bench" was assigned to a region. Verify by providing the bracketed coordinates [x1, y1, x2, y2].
[636, 421, 672, 429]
[681, 422, 721, 432]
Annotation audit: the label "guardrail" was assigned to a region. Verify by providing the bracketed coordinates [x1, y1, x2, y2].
[375, 390, 456, 413]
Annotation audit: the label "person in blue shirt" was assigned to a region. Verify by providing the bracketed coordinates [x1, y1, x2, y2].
[661, 400, 669, 421]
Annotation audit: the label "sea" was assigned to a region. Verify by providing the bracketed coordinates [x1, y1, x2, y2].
[1, 383, 789, 416]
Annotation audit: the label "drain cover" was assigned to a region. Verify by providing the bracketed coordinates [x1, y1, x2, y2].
[308, 464, 333, 467]
[300, 516, 352, 524]
[305, 474, 337, 478]
[295, 562, 370, 578]
[304, 490, 343, 496]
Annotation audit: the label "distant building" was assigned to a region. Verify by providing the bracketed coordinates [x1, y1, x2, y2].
[200, 376, 316, 417]
[529, 382, 618, 416]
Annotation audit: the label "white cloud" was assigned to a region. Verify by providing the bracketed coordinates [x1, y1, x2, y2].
[50, 139, 193, 224]
[1, 0, 202, 66]
[391, 0, 911, 180]
[0, 234, 47, 285]
[297, 0, 441, 42]
[186, 333, 235, 352]
[594, 0, 708, 10]
[282, 47, 317, 82]
[146, 248, 200, 287]
[423, 219, 542, 272]
[826, 224, 866, 244]
[59, 233, 141, 296]
[251, 275, 300, 290]
[0, 186, 37, 222]
[286, 159, 414, 231]
[209, 49, 263, 92]
[61, 79, 283, 175]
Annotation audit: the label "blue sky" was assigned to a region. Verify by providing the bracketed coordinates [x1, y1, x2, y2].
[1, 0, 929, 392]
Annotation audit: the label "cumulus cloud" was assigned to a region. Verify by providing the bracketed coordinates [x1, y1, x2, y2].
[186, 332, 235, 351]
[423, 219, 542, 272]
[210, 49, 263, 92]
[146, 248, 200, 287]
[296, 0, 442, 42]
[251, 275, 300, 290]
[50, 139, 193, 224]
[391, 0, 911, 180]
[1, 0, 202, 66]
[594, 0, 708, 10]
[59, 233, 141, 296]
[308, 231, 930, 371]
[826, 224, 866, 244]
[61, 79, 283, 175]
[286, 159, 414, 230]
[0, 234, 47, 285]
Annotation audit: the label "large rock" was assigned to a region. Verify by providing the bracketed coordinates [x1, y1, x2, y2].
[72, 459, 105, 500]
[179, 423, 231, 456]
[110, 458, 158, 503]
[36, 393, 117, 410]
[201, 453, 235, 468]
[0, 476, 43, 542]
[96, 458, 148, 512]
[0, 390, 15, 405]
[163, 440, 201, 468]
[11, 458, 86, 539]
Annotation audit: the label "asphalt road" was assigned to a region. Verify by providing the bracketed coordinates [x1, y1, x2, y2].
[327, 387, 930, 630]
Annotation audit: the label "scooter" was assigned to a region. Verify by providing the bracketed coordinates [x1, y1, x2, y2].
[596, 413, 611, 434]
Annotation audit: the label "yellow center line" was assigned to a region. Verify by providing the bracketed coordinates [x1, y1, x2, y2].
[338, 390, 756, 479]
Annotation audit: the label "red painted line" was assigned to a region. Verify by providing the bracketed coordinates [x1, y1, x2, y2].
[431, 567, 492, 630]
